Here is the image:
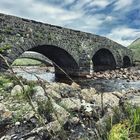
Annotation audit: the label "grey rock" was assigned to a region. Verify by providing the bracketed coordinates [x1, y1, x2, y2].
[11, 85, 23, 96]
[60, 98, 81, 111]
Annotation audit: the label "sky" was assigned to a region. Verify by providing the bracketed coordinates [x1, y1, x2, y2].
[0, 0, 140, 46]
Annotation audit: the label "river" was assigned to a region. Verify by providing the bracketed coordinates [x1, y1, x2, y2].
[12, 66, 140, 92]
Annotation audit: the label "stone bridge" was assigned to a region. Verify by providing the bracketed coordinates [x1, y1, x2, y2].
[0, 13, 133, 77]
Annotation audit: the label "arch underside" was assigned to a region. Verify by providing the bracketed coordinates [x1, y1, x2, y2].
[27, 45, 79, 77]
[92, 48, 116, 72]
[123, 56, 131, 68]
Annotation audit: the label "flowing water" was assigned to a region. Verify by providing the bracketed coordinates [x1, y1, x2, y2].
[12, 66, 140, 92]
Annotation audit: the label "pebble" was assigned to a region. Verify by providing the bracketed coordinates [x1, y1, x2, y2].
[15, 121, 20, 126]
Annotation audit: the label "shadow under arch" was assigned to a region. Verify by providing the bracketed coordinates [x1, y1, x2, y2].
[123, 56, 131, 68]
[92, 48, 116, 72]
[28, 45, 79, 77]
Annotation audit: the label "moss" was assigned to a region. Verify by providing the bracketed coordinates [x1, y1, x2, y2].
[0, 44, 12, 53]
[0, 75, 11, 88]
[11, 102, 32, 123]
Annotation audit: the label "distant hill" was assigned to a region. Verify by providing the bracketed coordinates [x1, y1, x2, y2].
[128, 38, 140, 61]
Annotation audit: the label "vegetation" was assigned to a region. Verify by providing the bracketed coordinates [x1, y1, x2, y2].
[128, 38, 140, 62]
[12, 58, 44, 66]
[0, 52, 140, 139]
[108, 103, 140, 140]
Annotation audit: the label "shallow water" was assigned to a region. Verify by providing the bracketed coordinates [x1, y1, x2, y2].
[13, 66, 140, 92]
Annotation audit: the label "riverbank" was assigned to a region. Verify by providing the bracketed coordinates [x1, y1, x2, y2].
[0, 73, 140, 140]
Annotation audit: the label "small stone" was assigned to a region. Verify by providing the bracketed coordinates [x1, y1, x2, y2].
[15, 121, 20, 126]
[70, 117, 80, 124]
[86, 75, 92, 79]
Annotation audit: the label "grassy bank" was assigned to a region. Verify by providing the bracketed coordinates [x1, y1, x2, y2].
[12, 58, 44, 66]
[128, 38, 140, 62]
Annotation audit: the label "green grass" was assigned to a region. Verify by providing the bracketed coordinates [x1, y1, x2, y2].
[12, 58, 44, 66]
[108, 104, 140, 140]
[128, 38, 140, 62]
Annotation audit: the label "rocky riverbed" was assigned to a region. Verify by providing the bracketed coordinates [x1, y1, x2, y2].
[0, 69, 140, 140]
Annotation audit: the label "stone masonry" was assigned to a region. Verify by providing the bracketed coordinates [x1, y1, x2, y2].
[0, 13, 133, 77]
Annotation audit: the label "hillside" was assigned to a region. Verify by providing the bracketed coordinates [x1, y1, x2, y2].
[128, 38, 140, 61]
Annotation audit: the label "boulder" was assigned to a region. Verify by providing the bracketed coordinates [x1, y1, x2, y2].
[33, 86, 45, 97]
[11, 85, 23, 96]
[92, 92, 120, 107]
[45, 88, 61, 100]
[46, 120, 61, 132]
[81, 88, 96, 102]
[51, 101, 70, 123]
[33, 86, 48, 101]
[59, 98, 81, 111]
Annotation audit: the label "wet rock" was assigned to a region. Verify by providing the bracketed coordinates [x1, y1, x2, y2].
[59, 98, 81, 111]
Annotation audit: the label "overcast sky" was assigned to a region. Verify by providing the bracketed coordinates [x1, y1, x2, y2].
[0, 0, 140, 46]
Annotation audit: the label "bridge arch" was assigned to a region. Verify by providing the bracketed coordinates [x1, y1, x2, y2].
[28, 45, 79, 77]
[92, 48, 116, 72]
[5, 43, 79, 77]
[0, 13, 133, 77]
[123, 56, 131, 67]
